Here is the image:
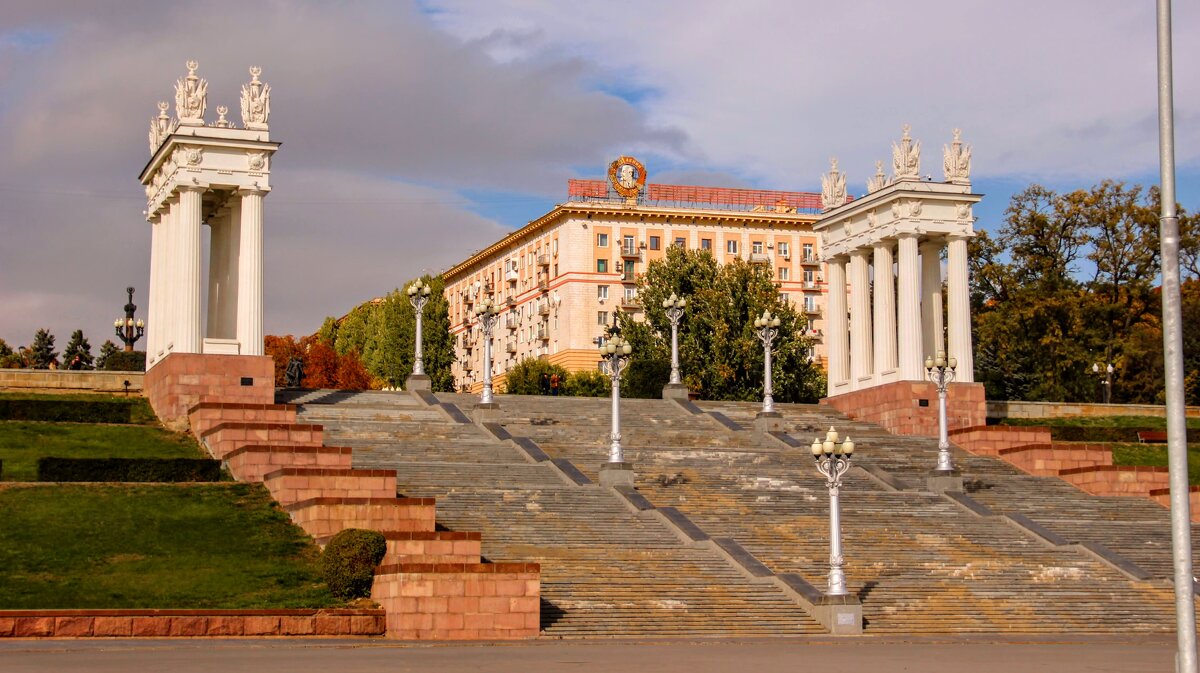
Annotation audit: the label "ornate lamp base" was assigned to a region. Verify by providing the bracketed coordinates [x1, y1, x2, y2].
[599, 461, 636, 487]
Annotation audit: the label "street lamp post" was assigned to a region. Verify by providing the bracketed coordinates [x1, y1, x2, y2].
[753, 310, 783, 430]
[925, 351, 964, 493]
[810, 427, 855, 596]
[405, 279, 432, 391]
[113, 287, 145, 353]
[1093, 362, 1114, 404]
[662, 293, 688, 399]
[598, 335, 635, 486]
[474, 297, 498, 407]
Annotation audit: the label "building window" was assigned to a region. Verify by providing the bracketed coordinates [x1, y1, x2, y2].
[553, 264, 558, 276]
[803, 269, 815, 286]
[780, 293, 789, 302]
[701, 238, 712, 250]
[778, 242, 790, 258]
[674, 237, 686, 248]
[805, 296, 817, 312]
[752, 241, 764, 255]
[598, 233, 609, 248]
[778, 267, 789, 281]
[597, 259, 608, 273]
[597, 311, 609, 326]
[598, 285, 609, 300]
[623, 260, 636, 281]
[553, 239, 559, 254]
[649, 236, 660, 250]
[726, 240, 738, 254]
[803, 242, 814, 261]
[624, 287, 637, 301]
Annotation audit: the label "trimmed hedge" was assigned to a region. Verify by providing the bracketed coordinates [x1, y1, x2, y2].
[320, 528, 387, 600]
[101, 351, 146, 372]
[0, 399, 133, 424]
[37, 457, 222, 482]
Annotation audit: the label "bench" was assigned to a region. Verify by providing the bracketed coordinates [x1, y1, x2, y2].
[1137, 431, 1168, 444]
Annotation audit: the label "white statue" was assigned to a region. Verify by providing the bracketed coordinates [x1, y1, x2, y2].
[213, 105, 232, 128]
[866, 159, 887, 192]
[147, 101, 172, 153]
[240, 66, 271, 130]
[820, 157, 847, 211]
[174, 60, 207, 125]
[891, 124, 920, 180]
[943, 128, 972, 184]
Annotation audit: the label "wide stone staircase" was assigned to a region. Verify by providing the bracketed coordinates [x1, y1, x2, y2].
[284, 389, 1200, 635]
[286, 389, 824, 637]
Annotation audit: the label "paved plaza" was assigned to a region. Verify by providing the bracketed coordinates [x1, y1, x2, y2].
[0, 636, 1180, 673]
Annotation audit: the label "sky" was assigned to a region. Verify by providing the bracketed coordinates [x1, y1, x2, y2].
[0, 1, 1196, 349]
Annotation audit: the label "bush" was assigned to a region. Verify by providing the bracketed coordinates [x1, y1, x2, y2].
[1048, 426, 1196, 443]
[101, 350, 146, 372]
[565, 369, 611, 397]
[36, 457, 222, 482]
[502, 357, 570, 395]
[623, 357, 671, 399]
[320, 528, 387, 600]
[0, 399, 133, 424]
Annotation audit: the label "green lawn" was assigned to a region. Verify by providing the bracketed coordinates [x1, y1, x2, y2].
[0, 391, 158, 425]
[1109, 442, 1200, 485]
[0, 484, 341, 609]
[998, 415, 1200, 429]
[0, 421, 208, 481]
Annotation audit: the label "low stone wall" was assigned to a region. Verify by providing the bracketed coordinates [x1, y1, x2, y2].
[949, 425, 1053, 456]
[0, 608, 384, 638]
[823, 381, 986, 437]
[0, 369, 144, 395]
[372, 564, 540, 640]
[988, 399, 1200, 420]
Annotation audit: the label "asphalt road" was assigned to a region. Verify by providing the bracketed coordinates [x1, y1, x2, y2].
[0, 635, 1182, 673]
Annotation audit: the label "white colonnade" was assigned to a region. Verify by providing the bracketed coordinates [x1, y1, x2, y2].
[815, 126, 980, 396]
[139, 61, 276, 367]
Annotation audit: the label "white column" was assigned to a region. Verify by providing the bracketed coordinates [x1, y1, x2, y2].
[896, 233, 924, 380]
[164, 197, 180, 354]
[206, 213, 227, 339]
[849, 249, 873, 386]
[920, 239, 944, 361]
[872, 241, 897, 376]
[222, 198, 242, 339]
[146, 216, 162, 363]
[825, 256, 849, 395]
[946, 234, 974, 382]
[236, 189, 265, 356]
[176, 186, 204, 353]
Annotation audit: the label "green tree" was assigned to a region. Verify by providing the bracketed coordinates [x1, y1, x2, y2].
[316, 317, 339, 345]
[94, 340, 119, 370]
[28, 329, 57, 369]
[61, 330, 94, 370]
[502, 357, 569, 395]
[624, 246, 823, 402]
[0, 339, 18, 369]
[564, 369, 611, 397]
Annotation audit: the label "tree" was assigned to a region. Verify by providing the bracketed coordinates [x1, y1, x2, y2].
[61, 330, 94, 370]
[502, 357, 569, 395]
[316, 317, 339, 346]
[299, 337, 341, 389]
[95, 340, 119, 370]
[564, 369, 610, 397]
[28, 329, 57, 369]
[624, 246, 824, 402]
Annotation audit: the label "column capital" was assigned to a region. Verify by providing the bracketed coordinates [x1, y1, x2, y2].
[895, 231, 920, 240]
[237, 186, 268, 196]
[176, 183, 207, 194]
[946, 232, 974, 242]
[849, 248, 871, 259]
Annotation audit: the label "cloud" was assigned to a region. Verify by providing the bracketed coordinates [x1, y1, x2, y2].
[0, 1, 683, 344]
[426, 0, 1199, 187]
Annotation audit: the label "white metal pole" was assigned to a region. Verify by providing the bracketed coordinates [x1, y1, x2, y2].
[1155, 2, 1196, 670]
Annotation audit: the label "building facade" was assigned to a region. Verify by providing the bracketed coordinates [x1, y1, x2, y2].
[442, 157, 834, 391]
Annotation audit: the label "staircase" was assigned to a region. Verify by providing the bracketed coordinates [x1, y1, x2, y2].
[287, 390, 1200, 635]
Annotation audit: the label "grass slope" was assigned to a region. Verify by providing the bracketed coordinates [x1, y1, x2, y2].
[0, 484, 340, 609]
[0, 422, 207, 481]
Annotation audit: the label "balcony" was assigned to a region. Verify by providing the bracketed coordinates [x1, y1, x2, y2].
[538, 277, 549, 292]
[620, 244, 640, 258]
[505, 314, 518, 330]
[537, 254, 550, 267]
[505, 341, 517, 354]
[800, 254, 819, 265]
[483, 281, 495, 294]
[804, 280, 818, 290]
[505, 295, 516, 307]
[749, 252, 771, 265]
[505, 270, 519, 284]
[620, 296, 641, 310]
[537, 325, 549, 340]
[461, 361, 473, 372]
[804, 302, 822, 315]
[538, 303, 551, 316]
